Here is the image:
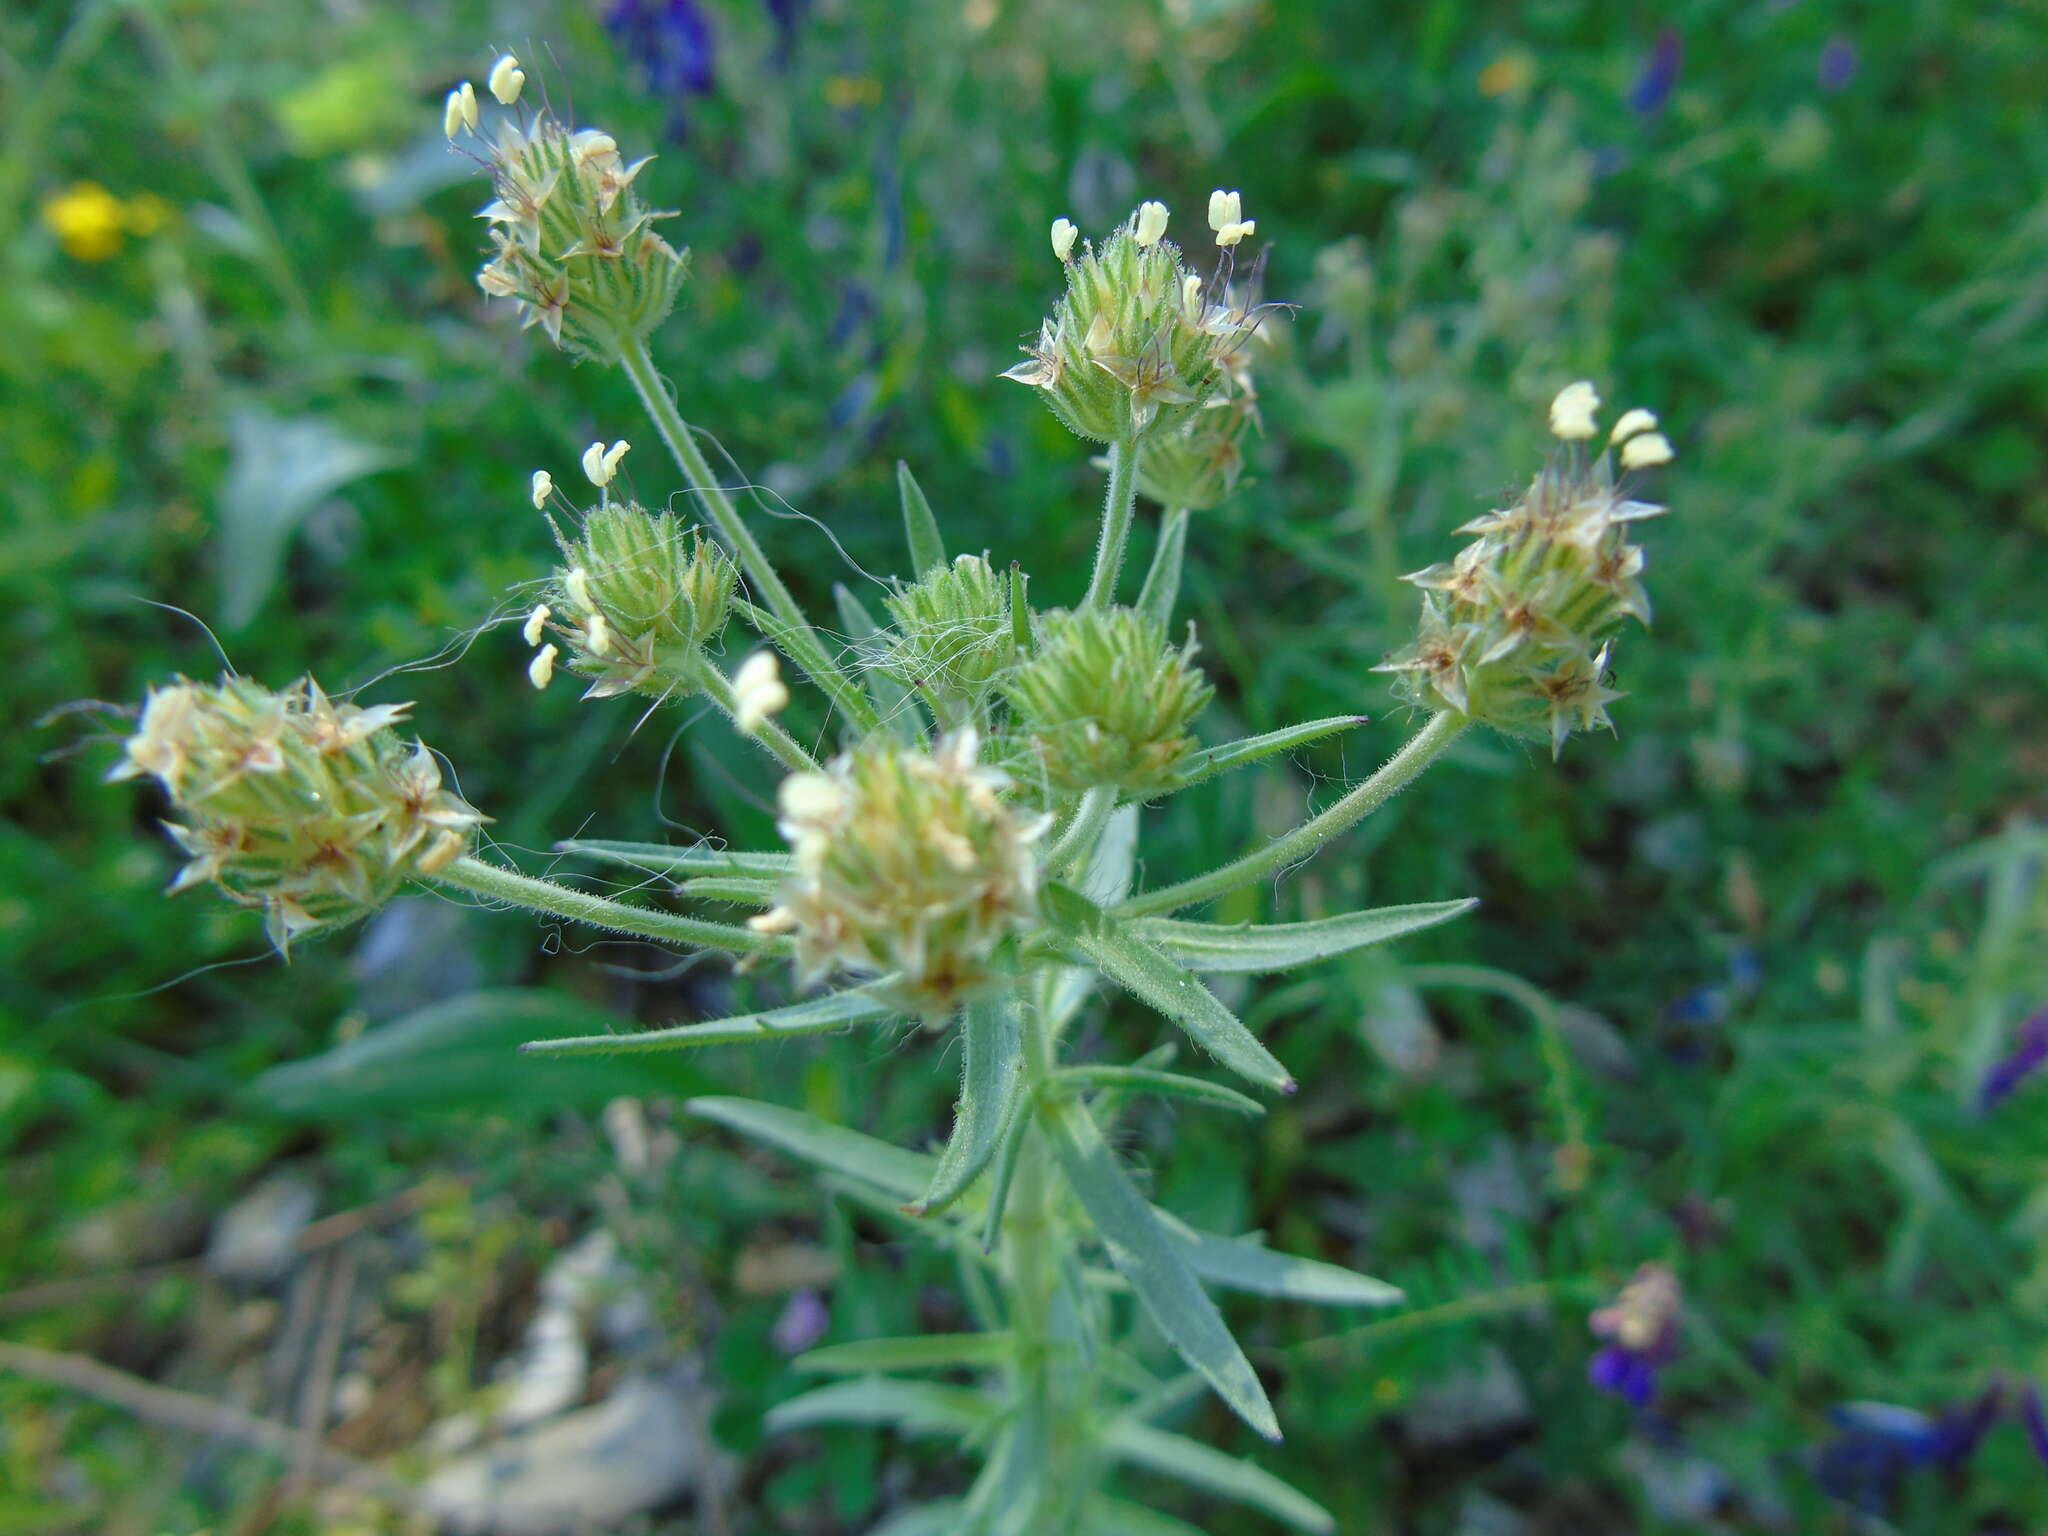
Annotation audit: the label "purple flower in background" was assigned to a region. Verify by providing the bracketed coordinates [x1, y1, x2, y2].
[1588, 1263, 1681, 1407]
[605, 0, 716, 136]
[1627, 29, 1683, 117]
[771, 1287, 830, 1354]
[762, 0, 811, 66]
[1979, 1007, 2048, 1111]
[1816, 1390, 2003, 1509]
[1818, 35, 1859, 92]
[2024, 1384, 2048, 1466]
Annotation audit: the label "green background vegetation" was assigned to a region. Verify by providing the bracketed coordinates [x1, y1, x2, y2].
[3, 0, 2045, 1529]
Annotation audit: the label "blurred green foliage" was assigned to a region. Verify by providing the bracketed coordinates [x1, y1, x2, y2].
[3, 0, 2045, 1530]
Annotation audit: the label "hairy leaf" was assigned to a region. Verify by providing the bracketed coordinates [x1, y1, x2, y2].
[1052, 1065, 1265, 1118]
[795, 1332, 1015, 1374]
[764, 1378, 995, 1438]
[908, 996, 1024, 1217]
[522, 989, 896, 1056]
[687, 1096, 932, 1201]
[1107, 1420, 1334, 1534]
[1138, 898, 1477, 974]
[1158, 715, 1372, 795]
[1158, 1211, 1404, 1308]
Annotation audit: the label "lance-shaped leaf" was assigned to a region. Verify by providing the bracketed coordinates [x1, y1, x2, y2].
[978, 1108, 1032, 1253]
[1136, 898, 1477, 975]
[870, 1503, 969, 1536]
[906, 997, 1024, 1218]
[1052, 1065, 1265, 1118]
[679, 875, 780, 906]
[794, 1332, 1015, 1375]
[1134, 505, 1189, 628]
[687, 1096, 932, 1201]
[765, 1378, 995, 1439]
[835, 582, 921, 734]
[1081, 1498, 1209, 1536]
[1045, 804, 1142, 1034]
[1044, 883, 1294, 1094]
[555, 838, 795, 880]
[523, 989, 897, 1057]
[1151, 715, 1371, 797]
[898, 460, 947, 576]
[1156, 1210, 1403, 1308]
[1041, 1098, 1280, 1441]
[1106, 1420, 1334, 1535]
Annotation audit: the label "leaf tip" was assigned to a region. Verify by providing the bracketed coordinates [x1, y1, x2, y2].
[1280, 1076, 1299, 1096]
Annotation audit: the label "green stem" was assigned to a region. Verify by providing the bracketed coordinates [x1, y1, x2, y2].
[616, 335, 873, 729]
[429, 855, 780, 954]
[1081, 437, 1143, 611]
[1403, 964, 1592, 1194]
[687, 656, 822, 774]
[1117, 709, 1468, 917]
[1045, 785, 1116, 878]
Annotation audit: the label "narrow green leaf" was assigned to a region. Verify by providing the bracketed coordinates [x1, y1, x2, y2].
[764, 1378, 994, 1438]
[1107, 1420, 1334, 1534]
[1040, 1098, 1281, 1441]
[908, 997, 1024, 1217]
[250, 989, 710, 1116]
[964, 1409, 1056, 1536]
[834, 581, 921, 733]
[1045, 804, 1142, 1034]
[1008, 563, 1032, 653]
[870, 1502, 969, 1536]
[1134, 505, 1190, 628]
[686, 1096, 933, 1200]
[898, 460, 947, 576]
[1081, 1497, 1209, 1536]
[555, 838, 794, 879]
[795, 1331, 1015, 1374]
[1138, 899, 1478, 974]
[679, 875, 779, 906]
[979, 1106, 1032, 1253]
[1157, 1211, 1404, 1308]
[1157, 715, 1372, 796]
[1053, 1065, 1265, 1118]
[523, 990, 896, 1057]
[1044, 883, 1295, 1094]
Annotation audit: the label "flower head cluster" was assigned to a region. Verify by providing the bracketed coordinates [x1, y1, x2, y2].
[453, 53, 689, 360]
[1377, 382, 1674, 754]
[1587, 1262, 1681, 1407]
[750, 732, 1050, 1018]
[1133, 339, 1261, 511]
[1004, 195, 1266, 442]
[524, 496, 737, 700]
[882, 554, 1018, 720]
[109, 677, 485, 952]
[1003, 607, 1213, 797]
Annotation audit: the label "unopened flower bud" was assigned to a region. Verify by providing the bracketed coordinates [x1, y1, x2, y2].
[1377, 388, 1673, 755]
[465, 87, 689, 360]
[764, 731, 1048, 1017]
[538, 501, 737, 700]
[1003, 607, 1213, 796]
[1003, 199, 1268, 441]
[882, 553, 1016, 721]
[107, 676, 486, 953]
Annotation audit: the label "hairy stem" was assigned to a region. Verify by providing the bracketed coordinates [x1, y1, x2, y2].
[616, 335, 872, 728]
[1045, 785, 1116, 877]
[1082, 437, 1143, 611]
[430, 855, 780, 954]
[1117, 709, 1468, 917]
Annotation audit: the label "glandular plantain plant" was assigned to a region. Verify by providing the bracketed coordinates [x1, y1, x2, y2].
[104, 53, 1679, 1534]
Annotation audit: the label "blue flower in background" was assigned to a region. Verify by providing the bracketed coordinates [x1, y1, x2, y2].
[1627, 28, 1683, 117]
[1818, 35, 1859, 93]
[605, 0, 717, 137]
[1979, 1007, 2048, 1111]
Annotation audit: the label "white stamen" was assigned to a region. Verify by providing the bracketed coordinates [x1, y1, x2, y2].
[1619, 431, 1675, 469]
[1609, 408, 1659, 444]
[1549, 380, 1602, 441]
[443, 82, 479, 139]
[1051, 218, 1078, 261]
[565, 566, 592, 611]
[732, 651, 790, 736]
[488, 54, 526, 107]
[586, 612, 612, 656]
[530, 469, 553, 508]
[1133, 201, 1169, 248]
[1207, 189, 1242, 232]
[522, 604, 551, 646]
[528, 644, 558, 690]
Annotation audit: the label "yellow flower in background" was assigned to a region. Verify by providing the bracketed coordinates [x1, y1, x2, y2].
[41, 182, 176, 261]
[1478, 51, 1536, 98]
[42, 181, 126, 261]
